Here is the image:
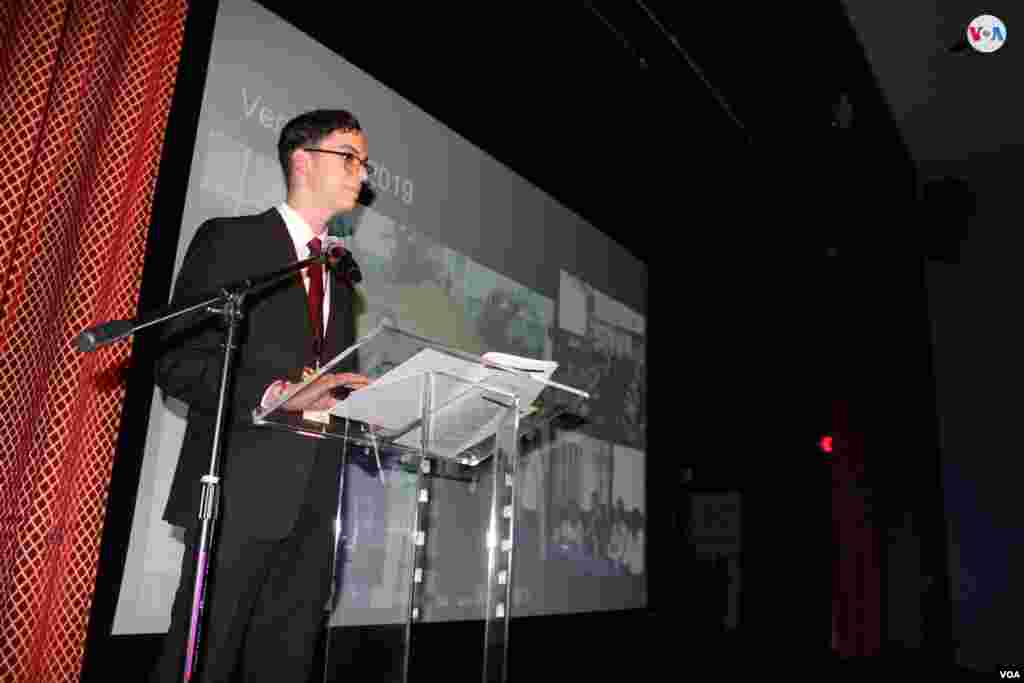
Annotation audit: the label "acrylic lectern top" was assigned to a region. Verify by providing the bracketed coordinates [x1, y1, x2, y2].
[251, 321, 586, 464]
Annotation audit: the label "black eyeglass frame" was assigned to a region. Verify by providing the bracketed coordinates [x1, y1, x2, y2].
[302, 147, 375, 177]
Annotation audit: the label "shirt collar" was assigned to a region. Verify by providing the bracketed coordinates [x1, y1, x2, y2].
[276, 202, 321, 257]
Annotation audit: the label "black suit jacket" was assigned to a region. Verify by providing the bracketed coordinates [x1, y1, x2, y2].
[156, 208, 356, 540]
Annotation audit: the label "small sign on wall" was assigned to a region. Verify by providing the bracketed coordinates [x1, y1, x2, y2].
[689, 491, 741, 555]
[688, 491, 742, 630]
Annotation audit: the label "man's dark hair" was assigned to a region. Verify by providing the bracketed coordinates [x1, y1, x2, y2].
[278, 109, 362, 190]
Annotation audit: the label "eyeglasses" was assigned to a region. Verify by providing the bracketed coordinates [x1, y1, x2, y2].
[303, 148, 375, 177]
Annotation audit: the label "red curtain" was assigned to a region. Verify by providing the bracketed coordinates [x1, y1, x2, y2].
[831, 398, 881, 657]
[0, 1, 187, 681]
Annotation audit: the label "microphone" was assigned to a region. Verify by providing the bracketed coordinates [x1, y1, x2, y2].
[323, 235, 363, 284]
[75, 319, 134, 352]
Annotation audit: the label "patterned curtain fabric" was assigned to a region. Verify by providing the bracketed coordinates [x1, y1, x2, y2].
[831, 399, 881, 657]
[0, 1, 187, 680]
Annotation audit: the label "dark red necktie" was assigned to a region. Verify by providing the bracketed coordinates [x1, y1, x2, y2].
[307, 237, 324, 360]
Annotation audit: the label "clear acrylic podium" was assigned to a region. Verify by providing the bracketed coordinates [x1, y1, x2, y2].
[252, 322, 587, 683]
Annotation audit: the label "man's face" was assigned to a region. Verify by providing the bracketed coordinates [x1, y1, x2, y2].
[300, 128, 369, 215]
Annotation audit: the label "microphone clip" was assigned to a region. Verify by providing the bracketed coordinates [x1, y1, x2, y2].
[323, 236, 363, 286]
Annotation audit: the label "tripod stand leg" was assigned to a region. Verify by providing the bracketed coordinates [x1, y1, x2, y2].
[184, 520, 214, 681]
[182, 294, 243, 681]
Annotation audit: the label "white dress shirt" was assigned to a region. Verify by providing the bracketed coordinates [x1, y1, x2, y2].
[259, 204, 332, 408]
[276, 202, 330, 328]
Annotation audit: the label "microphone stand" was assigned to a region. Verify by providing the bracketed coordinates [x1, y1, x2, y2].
[76, 250, 335, 682]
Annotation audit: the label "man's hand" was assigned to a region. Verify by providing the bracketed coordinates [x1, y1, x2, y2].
[278, 372, 372, 412]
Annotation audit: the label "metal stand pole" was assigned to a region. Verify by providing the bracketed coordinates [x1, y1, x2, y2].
[183, 292, 245, 682]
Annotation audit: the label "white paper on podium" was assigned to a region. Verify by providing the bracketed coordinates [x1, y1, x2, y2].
[330, 348, 557, 461]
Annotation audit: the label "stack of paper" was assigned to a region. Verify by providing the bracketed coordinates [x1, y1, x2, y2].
[329, 348, 557, 462]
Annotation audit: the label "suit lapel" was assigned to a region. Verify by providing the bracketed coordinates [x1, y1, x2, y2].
[259, 209, 318, 361]
[259, 209, 353, 367]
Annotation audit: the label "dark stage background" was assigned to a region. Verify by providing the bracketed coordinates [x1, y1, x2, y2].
[79, 1, 1018, 680]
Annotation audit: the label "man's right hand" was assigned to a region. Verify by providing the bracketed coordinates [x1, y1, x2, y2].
[275, 372, 370, 412]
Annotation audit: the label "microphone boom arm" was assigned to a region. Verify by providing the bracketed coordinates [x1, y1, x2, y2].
[73, 247, 335, 680]
[75, 252, 329, 352]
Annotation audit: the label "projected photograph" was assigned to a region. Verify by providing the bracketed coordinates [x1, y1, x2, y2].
[612, 444, 646, 583]
[510, 429, 550, 613]
[331, 447, 533, 624]
[330, 449, 503, 626]
[417, 472, 490, 620]
[447, 253, 555, 361]
[556, 271, 647, 449]
[518, 430, 646, 613]
[328, 449, 417, 626]
[348, 211, 480, 352]
[346, 213, 555, 373]
[545, 432, 616, 575]
[113, 0, 646, 640]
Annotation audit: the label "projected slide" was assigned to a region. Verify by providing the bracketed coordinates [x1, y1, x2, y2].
[556, 270, 647, 450]
[113, 0, 646, 634]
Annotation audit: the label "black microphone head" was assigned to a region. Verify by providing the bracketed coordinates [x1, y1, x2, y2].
[323, 236, 362, 284]
[75, 331, 98, 353]
[323, 236, 347, 264]
[74, 319, 134, 352]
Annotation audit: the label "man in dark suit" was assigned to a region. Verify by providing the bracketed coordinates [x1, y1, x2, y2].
[151, 109, 372, 683]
